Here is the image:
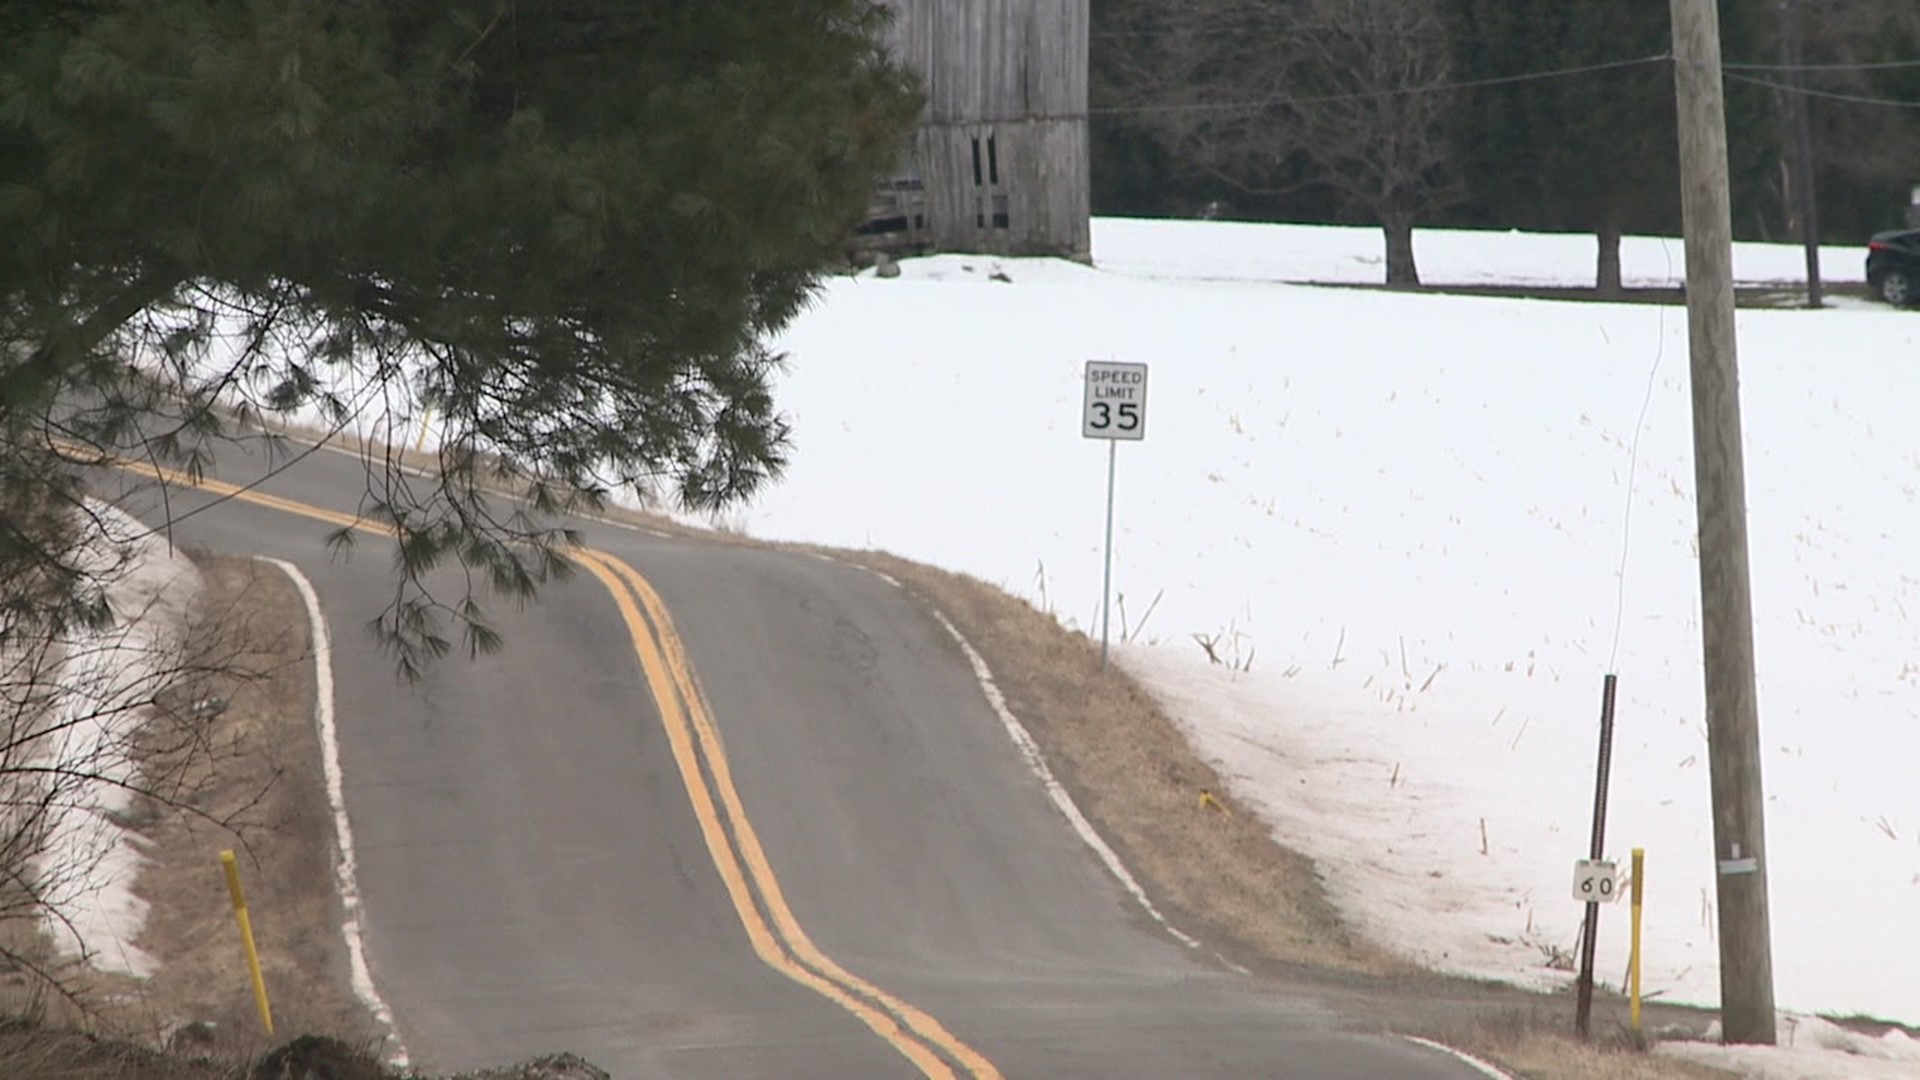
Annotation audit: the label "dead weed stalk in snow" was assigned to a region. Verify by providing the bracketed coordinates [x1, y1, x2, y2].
[1192, 623, 1255, 672]
[1118, 588, 1163, 644]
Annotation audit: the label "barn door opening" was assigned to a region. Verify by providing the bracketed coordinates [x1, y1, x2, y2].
[971, 131, 1010, 231]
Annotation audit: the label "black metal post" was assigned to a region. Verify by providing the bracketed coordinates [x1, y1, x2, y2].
[1575, 673, 1620, 1039]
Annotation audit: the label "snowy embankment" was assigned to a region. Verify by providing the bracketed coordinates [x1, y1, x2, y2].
[1666, 1015, 1920, 1079]
[23, 504, 203, 975]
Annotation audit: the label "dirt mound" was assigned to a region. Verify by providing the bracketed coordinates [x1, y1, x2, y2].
[452, 1053, 611, 1080]
[250, 1035, 386, 1080]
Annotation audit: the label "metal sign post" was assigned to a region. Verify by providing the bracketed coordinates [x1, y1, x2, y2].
[1574, 672, 1621, 1039]
[1082, 360, 1148, 669]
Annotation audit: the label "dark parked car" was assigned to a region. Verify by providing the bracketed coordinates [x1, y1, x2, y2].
[1866, 228, 1920, 306]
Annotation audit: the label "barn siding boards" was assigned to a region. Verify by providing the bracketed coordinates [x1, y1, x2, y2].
[881, 0, 1089, 259]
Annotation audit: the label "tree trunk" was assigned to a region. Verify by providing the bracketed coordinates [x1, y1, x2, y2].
[1596, 213, 1624, 299]
[1383, 217, 1420, 286]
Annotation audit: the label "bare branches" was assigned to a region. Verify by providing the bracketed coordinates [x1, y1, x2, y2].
[0, 508, 279, 998]
[1099, 0, 1457, 283]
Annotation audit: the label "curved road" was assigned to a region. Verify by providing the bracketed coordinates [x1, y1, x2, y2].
[105, 438, 1488, 1079]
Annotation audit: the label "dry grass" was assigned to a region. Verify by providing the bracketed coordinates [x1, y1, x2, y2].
[1, 556, 385, 1076]
[0, 1023, 389, 1080]
[1458, 1031, 1739, 1080]
[118, 557, 382, 1057]
[839, 551, 1406, 977]
[0, 930, 94, 1036]
[0, 1017, 236, 1080]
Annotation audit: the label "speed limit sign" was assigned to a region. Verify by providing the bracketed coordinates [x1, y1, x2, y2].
[1572, 859, 1621, 904]
[1083, 360, 1148, 671]
[1083, 361, 1148, 441]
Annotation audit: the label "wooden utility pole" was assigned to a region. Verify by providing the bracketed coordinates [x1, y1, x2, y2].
[1668, 0, 1778, 1045]
[1783, 0, 1823, 307]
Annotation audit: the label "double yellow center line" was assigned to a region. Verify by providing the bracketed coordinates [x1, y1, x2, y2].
[102, 453, 1001, 1078]
[575, 550, 1001, 1078]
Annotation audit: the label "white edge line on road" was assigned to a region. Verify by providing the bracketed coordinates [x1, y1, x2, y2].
[927, 608, 1202, 951]
[259, 557, 411, 1070]
[1400, 1036, 1521, 1080]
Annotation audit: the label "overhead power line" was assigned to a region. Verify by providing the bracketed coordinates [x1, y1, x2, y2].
[1093, 11, 1920, 73]
[1724, 70, 1920, 108]
[1090, 53, 1673, 117]
[1093, 50, 1920, 119]
[1094, 22, 1536, 45]
[1725, 57, 1920, 72]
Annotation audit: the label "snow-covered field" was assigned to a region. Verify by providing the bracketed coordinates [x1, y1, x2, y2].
[716, 220, 1920, 1059]
[1093, 217, 1870, 290]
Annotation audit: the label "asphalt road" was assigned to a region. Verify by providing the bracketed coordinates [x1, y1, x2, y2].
[102, 438, 1491, 1079]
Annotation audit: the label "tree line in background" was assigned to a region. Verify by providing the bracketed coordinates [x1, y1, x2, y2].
[1092, 0, 1920, 288]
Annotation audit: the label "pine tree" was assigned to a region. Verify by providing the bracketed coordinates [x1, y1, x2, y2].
[1, 1, 922, 672]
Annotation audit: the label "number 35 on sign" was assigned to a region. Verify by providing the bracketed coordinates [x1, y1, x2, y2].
[1572, 859, 1621, 904]
[1083, 361, 1148, 441]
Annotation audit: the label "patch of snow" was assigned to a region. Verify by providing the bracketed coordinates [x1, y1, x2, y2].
[37, 504, 203, 976]
[1662, 1015, 1920, 1079]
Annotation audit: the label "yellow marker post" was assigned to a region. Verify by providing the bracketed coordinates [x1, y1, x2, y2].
[1629, 847, 1646, 1033]
[221, 851, 275, 1036]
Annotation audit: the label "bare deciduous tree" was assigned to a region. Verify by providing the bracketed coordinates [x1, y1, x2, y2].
[0, 509, 271, 1002]
[1101, 0, 1457, 284]
[1792, 2, 1920, 235]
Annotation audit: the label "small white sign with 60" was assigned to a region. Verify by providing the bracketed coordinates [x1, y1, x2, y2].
[1572, 858, 1621, 904]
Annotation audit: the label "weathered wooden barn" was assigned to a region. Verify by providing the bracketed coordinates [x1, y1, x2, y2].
[867, 0, 1091, 260]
